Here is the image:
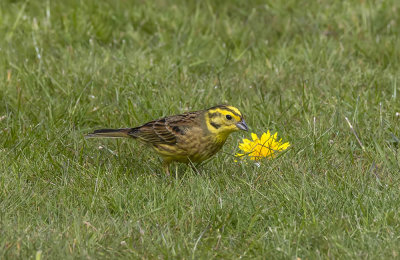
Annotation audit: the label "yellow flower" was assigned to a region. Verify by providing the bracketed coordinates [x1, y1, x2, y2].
[236, 131, 290, 160]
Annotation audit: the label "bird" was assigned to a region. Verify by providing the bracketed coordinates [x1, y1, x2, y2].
[86, 105, 248, 175]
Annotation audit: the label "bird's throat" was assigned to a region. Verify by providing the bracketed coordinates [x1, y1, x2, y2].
[213, 132, 230, 145]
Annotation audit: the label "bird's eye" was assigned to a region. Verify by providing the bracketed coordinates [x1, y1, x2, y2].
[226, 115, 232, 120]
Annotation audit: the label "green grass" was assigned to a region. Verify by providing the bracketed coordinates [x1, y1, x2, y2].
[1, 0, 400, 258]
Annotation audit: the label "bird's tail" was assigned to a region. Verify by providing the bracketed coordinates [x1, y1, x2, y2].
[85, 128, 133, 139]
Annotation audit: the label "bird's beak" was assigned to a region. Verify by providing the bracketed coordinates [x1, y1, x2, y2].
[236, 120, 249, 131]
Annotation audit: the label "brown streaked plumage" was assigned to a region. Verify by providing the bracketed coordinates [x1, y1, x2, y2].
[86, 105, 248, 175]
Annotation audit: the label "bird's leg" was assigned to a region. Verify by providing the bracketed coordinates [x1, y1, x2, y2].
[162, 161, 170, 176]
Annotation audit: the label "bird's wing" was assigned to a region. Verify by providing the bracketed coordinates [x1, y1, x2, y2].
[128, 112, 200, 145]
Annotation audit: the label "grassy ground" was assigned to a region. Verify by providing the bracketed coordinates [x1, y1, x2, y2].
[1, 0, 400, 258]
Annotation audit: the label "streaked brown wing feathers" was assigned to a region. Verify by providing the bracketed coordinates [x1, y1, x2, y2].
[129, 111, 200, 145]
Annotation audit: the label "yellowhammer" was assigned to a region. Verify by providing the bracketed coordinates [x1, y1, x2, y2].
[86, 105, 248, 175]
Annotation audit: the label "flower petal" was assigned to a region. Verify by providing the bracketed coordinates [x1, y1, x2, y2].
[251, 133, 259, 141]
[260, 132, 268, 144]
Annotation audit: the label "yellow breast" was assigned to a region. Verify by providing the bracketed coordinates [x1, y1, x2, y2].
[153, 129, 228, 164]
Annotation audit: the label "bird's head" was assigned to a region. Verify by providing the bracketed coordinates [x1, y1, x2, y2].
[205, 105, 248, 139]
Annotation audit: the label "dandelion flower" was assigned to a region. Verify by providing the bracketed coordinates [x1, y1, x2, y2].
[236, 131, 290, 160]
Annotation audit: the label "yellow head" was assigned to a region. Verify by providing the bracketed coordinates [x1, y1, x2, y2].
[205, 105, 248, 140]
